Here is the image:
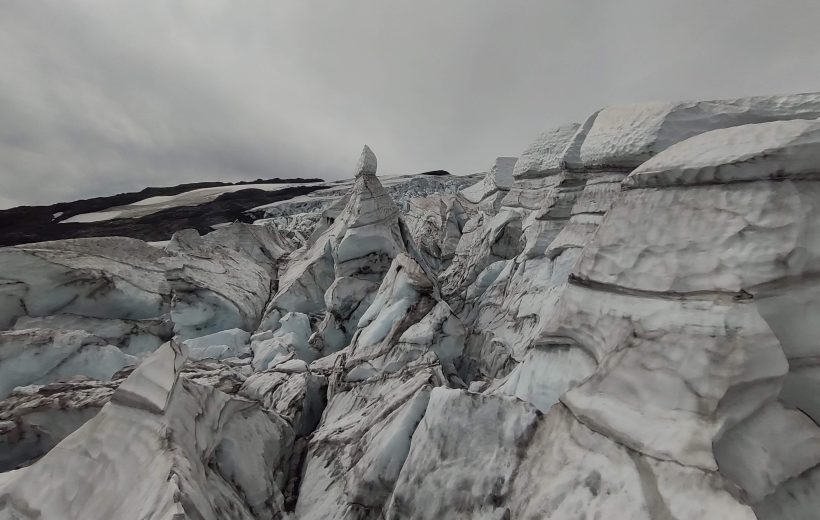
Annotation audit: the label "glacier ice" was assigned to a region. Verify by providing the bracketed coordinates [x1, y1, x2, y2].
[2, 94, 820, 519]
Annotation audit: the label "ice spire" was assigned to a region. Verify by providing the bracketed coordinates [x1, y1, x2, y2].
[355, 144, 377, 177]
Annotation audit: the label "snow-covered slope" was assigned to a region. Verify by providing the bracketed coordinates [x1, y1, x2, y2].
[60, 183, 313, 223]
[2, 91, 820, 519]
[0, 171, 475, 248]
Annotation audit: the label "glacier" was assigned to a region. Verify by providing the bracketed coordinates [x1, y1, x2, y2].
[1, 92, 820, 519]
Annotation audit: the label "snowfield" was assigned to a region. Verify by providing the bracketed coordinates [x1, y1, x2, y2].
[61, 182, 313, 223]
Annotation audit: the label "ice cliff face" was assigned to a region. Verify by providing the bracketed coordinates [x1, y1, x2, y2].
[2, 92, 820, 519]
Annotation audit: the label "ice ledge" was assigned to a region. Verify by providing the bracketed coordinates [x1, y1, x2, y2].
[624, 118, 820, 188]
[579, 92, 820, 170]
[110, 341, 187, 414]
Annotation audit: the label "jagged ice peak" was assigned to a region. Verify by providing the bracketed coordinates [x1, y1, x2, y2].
[355, 144, 378, 177]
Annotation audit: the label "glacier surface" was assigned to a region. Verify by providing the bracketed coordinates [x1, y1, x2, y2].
[1, 91, 820, 519]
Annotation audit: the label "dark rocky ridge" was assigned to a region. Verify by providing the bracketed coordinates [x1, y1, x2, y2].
[0, 178, 324, 246]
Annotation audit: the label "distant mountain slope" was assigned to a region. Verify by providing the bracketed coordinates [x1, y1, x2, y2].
[0, 178, 324, 246]
[0, 172, 471, 247]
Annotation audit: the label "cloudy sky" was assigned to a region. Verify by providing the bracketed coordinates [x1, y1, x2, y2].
[2, 0, 819, 208]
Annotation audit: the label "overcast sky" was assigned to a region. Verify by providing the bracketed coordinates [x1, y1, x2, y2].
[2, 0, 819, 209]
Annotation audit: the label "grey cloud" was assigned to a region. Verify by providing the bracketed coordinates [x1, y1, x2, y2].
[2, 0, 820, 208]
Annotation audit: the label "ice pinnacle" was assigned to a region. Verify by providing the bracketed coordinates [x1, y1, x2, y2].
[355, 144, 378, 177]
